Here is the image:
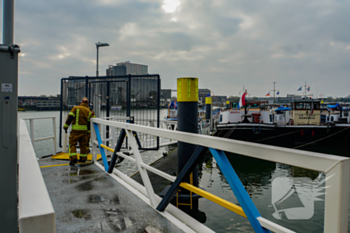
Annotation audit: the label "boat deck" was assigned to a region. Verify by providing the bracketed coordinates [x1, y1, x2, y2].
[38, 158, 184, 233]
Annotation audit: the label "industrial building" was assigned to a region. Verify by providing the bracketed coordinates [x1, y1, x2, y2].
[160, 89, 172, 107]
[212, 95, 227, 106]
[106, 61, 148, 76]
[18, 95, 61, 110]
[198, 89, 211, 105]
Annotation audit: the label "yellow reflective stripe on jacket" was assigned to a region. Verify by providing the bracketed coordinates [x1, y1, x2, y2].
[88, 112, 91, 122]
[64, 124, 69, 128]
[69, 112, 75, 117]
[75, 109, 80, 126]
[71, 108, 88, 130]
[72, 125, 88, 130]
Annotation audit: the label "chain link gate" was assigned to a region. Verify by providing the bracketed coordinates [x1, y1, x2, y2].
[59, 75, 160, 151]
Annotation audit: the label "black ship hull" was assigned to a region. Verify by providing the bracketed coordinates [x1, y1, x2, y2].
[215, 123, 350, 157]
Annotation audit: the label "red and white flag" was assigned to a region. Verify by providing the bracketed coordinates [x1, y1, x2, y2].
[238, 91, 247, 108]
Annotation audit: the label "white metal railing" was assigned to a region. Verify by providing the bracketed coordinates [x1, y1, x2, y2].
[94, 116, 178, 149]
[22, 116, 57, 155]
[18, 119, 55, 232]
[61, 116, 178, 154]
[91, 118, 350, 233]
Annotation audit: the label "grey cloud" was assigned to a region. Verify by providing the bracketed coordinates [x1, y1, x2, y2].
[1, 0, 349, 97]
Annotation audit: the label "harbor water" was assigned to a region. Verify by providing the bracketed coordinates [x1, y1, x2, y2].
[19, 111, 350, 232]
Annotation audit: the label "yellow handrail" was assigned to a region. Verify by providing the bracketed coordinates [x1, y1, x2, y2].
[179, 182, 247, 218]
[100, 144, 114, 153]
[99, 143, 247, 218]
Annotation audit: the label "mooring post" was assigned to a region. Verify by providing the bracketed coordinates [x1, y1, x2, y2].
[226, 100, 230, 110]
[177, 77, 199, 209]
[205, 96, 211, 122]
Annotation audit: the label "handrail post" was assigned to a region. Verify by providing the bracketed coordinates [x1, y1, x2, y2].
[324, 160, 350, 232]
[62, 127, 68, 153]
[126, 129, 157, 207]
[91, 120, 97, 163]
[30, 119, 35, 146]
[111, 125, 115, 149]
[52, 117, 57, 154]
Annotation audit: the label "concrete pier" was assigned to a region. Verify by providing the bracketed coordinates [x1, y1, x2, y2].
[38, 158, 185, 233]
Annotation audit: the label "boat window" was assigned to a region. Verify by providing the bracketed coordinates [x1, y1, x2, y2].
[294, 102, 312, 110]
[269, 114, 273, 122]
[313, 102, 320, 110]
[344, 111, 349, 117]
[326, 116, 329, 121]
[295, 103, 304, 110]
[331, 116, 334, 121]
[220, 115, 222, 122]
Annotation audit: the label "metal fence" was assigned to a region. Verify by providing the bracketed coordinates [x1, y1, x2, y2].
[59, 75, 160, 150]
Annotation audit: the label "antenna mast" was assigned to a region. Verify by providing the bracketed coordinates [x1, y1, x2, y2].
[270, 82, 278, 104]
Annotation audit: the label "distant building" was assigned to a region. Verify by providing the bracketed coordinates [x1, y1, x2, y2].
[254, 95, 298, 104]
[106, 65, 126, 76]
[106, 61, 148, 76]
[212, 95, 227, 106]
[199, 89, 210, 104]
[286, 94, 303, 100]
[160, 89, 172, 107]
[18, 95, 61, 110]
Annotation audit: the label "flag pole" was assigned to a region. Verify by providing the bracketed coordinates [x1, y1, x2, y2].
[273, 82, 276, 104]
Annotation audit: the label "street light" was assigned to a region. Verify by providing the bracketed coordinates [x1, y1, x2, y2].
[95, 42, 109, 77]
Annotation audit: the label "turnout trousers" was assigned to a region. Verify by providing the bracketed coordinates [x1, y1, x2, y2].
[69, 130, 88, 161]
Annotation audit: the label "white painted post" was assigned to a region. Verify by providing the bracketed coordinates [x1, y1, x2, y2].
[111, 125, 115, 148]
[91, 121, 97, 163]
[126, 129, 157, 207]
[324, 160, 350, 232]
[52, 117, 57, 154]
[30, 119, 34, 146]
[103, 125, 107, 146]
[62, 129, 67, 153]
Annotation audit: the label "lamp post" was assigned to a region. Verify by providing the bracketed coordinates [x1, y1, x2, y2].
[95, 42, 109, 77]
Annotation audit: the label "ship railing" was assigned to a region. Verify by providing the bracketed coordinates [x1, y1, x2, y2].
[18, 119, 55, 232]
[91, 118, 350, 233]
[21, 116, 57, 155]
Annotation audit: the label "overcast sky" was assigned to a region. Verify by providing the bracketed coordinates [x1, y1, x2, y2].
[2, 0, 350, 97]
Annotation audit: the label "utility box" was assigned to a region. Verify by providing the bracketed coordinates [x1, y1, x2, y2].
[0, 46, 19, 232]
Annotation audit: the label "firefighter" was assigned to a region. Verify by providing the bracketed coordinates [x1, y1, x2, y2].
[63, 97, 92, 165]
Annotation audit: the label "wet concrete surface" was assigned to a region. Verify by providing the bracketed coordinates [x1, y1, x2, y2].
[39, 158, 185, 233]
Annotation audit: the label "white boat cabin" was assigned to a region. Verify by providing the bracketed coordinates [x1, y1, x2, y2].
[323, 104, 350, 123]
[291, 100, 320, 125]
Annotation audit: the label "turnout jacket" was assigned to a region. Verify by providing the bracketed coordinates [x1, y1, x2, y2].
[64, 103, 93, 132]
